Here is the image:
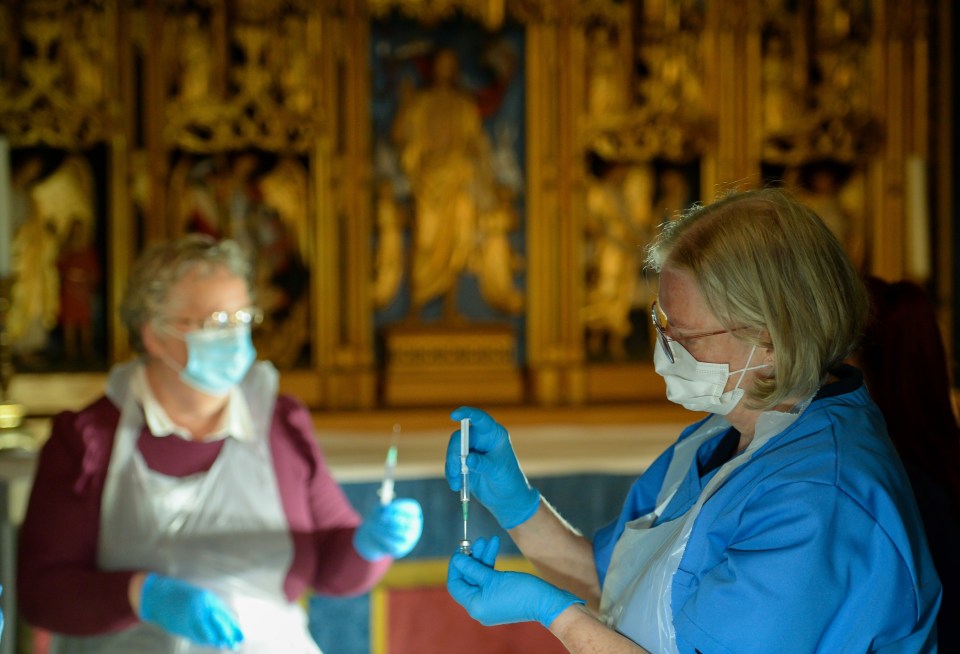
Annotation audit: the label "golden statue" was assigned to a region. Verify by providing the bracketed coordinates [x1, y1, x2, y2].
[586, 25, 628, 118]
[277, 15, 311, 115]
[391, 48, 496, 320]
[471, 185, 524, 315]
[176, 12, 213, 103]
[583, 162, 655, 360]
[761, 33, 800, 135]
[65, 7, 105, 103]
[372, 180, 407, 310]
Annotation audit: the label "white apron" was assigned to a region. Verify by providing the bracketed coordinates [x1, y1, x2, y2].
[599, 404, 810, 654]
[52, 361, 321, 654]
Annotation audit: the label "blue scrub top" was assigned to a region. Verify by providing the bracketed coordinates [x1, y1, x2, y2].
[594, 366, 942, 653]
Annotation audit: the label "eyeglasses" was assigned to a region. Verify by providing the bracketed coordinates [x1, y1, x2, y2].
[157, 306, 264, 333]
[650, 300, 741, 364]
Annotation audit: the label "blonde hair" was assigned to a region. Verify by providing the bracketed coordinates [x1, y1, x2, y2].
[120, 235, 253, 353]
[645, 188, 868, 409]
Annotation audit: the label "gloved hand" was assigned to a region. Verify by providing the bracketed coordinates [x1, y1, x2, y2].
[447, 535, 584, 629]
[139, 573, 244, 650]
[353, 498, 424, 561]
[1, 585, 5, 645]
[446, 406, 541, 529]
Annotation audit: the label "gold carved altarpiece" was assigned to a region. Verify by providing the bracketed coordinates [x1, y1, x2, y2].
[0, 0, 952, 413]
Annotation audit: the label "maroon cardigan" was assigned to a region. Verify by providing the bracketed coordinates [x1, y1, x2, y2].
[17, 394, 390, 636]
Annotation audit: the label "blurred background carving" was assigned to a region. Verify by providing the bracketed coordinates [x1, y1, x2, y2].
[0, 0, 952, 410]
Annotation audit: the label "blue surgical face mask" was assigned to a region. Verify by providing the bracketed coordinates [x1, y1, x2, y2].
[160, 325, 257, 396]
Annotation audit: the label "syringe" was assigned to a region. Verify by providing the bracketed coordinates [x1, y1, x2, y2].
[458, 418, 472, 555]
[378, 424, 401, 506]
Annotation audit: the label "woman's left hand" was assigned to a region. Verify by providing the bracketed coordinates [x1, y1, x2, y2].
[353, 498, 423, 561]
[447, 536, 585, 628]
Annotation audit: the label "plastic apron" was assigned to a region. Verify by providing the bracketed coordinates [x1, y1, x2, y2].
[51, 360, 322, 654]
[599, 403, 810, 654]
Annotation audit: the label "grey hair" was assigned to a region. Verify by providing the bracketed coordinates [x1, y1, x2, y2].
[120, 235, 253, 353]
[645, 187, 868, 409]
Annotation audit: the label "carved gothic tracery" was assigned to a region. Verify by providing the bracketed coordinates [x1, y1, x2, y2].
[760, 0, 880, 166]
[0, 0, 116, 148]
[161, 3, 320, 153]
[0, 0, 946, 408]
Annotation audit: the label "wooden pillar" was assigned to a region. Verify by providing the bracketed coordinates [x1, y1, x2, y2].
[316, 2, 377, 409]
[525, 3, 585, 405]
[708, 0, 760, 195]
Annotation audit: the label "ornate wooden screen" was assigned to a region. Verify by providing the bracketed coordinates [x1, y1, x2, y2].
[0, 0, 951, 411]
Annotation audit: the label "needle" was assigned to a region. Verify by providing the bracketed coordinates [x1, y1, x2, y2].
[379, 423, 401, 506]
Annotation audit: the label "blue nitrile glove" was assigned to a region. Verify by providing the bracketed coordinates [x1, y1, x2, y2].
[1, 585, 5, 645]
[447, 535, 585, 629]
[353, 498, 424, 561]
[446, 406, 541, 530]
[139, 573, 244, 650]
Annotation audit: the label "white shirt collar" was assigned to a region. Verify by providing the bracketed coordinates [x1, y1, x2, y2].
[131, 363, 256, 442]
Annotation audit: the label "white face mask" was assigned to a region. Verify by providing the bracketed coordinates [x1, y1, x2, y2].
[654, 340, 770, 415]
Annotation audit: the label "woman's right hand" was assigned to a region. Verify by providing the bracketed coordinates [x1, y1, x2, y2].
[445, 406, 541, 530]
[137, 573, 244, 650]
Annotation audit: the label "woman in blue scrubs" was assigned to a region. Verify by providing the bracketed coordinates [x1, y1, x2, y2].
[445, 188, 942, 653]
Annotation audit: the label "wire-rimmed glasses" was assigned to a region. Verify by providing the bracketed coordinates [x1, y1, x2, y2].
[158, 306, 264, 333]
[650, 300, 741, 364]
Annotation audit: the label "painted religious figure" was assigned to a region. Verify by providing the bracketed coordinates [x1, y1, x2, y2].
[170, 152, 311, 368]
[57, 216, 101, 364]
[8, 153, 98, 368]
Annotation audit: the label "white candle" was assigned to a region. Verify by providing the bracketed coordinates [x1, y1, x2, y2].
[0, 135, 10, 277]
[905, 155, 931, 282]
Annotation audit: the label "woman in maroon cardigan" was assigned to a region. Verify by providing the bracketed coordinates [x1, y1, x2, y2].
[18, 235, 423, 653]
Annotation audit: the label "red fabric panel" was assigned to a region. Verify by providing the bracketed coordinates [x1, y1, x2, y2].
[386, 586, 569, 654]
